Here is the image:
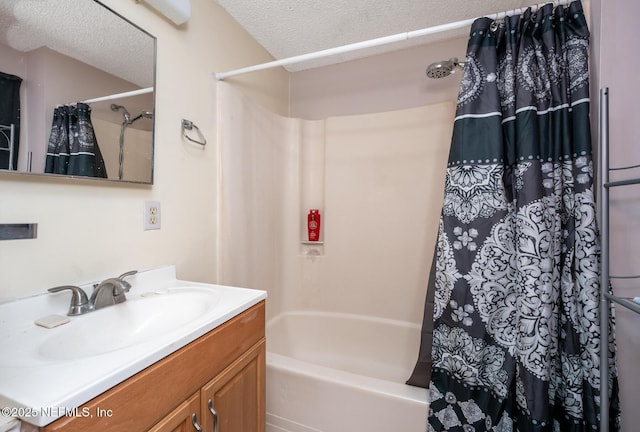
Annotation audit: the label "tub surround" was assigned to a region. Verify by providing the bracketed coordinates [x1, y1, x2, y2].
[266, 311, 428, 432]
[0, 266, 266, 427]
[219, 85, 447, 431]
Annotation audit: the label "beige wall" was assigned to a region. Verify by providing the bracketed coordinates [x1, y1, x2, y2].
[0, 0, 288, 300]
[597, 0, 640, 430]
[290, 37, 465, 119]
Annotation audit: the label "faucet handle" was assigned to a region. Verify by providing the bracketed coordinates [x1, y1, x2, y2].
[117, 270, 138, 292]
[118, 270, 138, 279]
[48, 285, 91, 316]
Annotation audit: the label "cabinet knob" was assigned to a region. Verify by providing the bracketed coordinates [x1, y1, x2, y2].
[191, 413, 203, 432]
[208, 399, 219, 432]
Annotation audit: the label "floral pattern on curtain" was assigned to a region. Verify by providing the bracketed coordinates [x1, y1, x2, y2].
[426, 2, 620, 431]
[45, 102, 107, 178]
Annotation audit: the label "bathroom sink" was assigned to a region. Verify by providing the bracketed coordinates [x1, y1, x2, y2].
[38, 287, 220, 360]
[0, 265, 267, 427]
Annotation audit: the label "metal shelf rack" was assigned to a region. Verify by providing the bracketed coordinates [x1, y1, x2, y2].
[598, 87, 640, 432]
[0, 123, 15, 170]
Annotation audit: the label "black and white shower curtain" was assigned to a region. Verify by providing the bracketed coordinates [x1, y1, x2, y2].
[413, 1, 620, 431]
[0, 72, 22, 170]
[45, 102, 107, 178]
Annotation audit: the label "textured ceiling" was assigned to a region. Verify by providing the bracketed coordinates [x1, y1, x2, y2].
[0, 0, 154, 88]
[214, 0, 561, 72]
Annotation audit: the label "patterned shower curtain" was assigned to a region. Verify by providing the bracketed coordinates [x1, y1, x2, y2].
[45, 102, 107, 178]
[0, 72, 22, 170]
[424, 2, 620, 431]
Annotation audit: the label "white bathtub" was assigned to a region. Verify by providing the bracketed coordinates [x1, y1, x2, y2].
[266, 311, 428, 432]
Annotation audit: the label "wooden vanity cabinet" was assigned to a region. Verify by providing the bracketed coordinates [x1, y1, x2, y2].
[149, 340, 265, 432]
[42, 301, 265, 432]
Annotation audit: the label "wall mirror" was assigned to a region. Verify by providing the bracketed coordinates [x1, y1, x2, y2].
[0, 0, 156, 184]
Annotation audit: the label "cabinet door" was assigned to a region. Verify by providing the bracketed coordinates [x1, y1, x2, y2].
[201, 339, 265, 432]
[148, 392, 202, 432]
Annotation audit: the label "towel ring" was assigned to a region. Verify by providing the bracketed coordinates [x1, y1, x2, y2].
[181, 119, 206, 146]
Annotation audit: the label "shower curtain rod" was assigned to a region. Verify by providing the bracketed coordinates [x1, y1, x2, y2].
[214, 0, 572, 81]
[80, 87, 153, 104]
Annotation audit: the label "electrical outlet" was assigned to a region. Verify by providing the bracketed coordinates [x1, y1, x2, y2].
[144, 201, 161, 230]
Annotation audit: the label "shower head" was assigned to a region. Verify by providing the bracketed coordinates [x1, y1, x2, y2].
[110, 103, 131, 122]
[130, 110, 153, 123]
[426, 57, 465, 79]
[110, 103, 127, 114]
[111, 104, 152, 125]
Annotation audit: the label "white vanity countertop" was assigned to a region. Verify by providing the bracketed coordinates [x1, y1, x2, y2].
[0, 266, 267, 427]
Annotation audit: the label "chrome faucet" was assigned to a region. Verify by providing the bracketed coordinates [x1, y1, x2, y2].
[90, 270, 138, 310]
[48, 270, 138, 316]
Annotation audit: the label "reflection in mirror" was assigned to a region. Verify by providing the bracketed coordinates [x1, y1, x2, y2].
[0, 0, 156, 184]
